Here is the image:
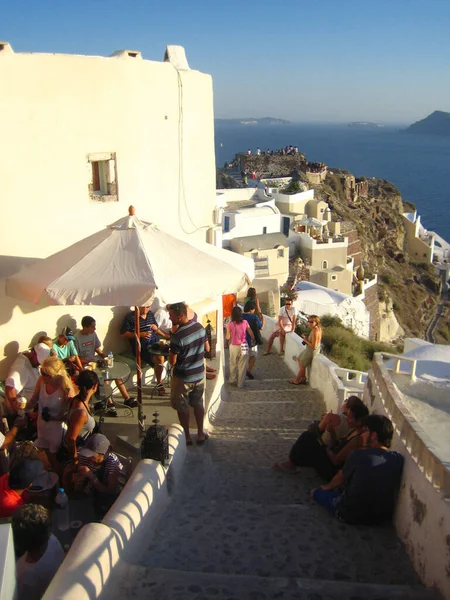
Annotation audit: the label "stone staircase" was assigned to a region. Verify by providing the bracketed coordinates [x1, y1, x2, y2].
[100, 353, 439, 600]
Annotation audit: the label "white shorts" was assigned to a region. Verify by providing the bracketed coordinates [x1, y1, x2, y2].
[36, 420, 66, 453]
[249, 345, 258, 358]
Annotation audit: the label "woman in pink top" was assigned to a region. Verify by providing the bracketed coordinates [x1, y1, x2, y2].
[226, 306, 255, 388]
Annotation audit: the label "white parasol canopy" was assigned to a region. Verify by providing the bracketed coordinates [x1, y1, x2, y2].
[6, 210, 254, 307]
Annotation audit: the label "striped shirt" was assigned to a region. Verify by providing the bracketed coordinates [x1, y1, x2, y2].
[170, 321, 207, 383]
[120, 310, 159, 353]
[79, 452, 123, 493]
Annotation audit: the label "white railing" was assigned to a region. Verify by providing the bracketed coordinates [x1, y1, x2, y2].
[369, 353, 450, 498]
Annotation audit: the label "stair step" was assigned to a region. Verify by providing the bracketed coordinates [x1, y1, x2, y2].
[131, 501, 419, 586]
[101, 565, 438, 600]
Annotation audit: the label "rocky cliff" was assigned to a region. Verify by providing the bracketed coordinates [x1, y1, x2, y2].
[314, 170, 440, 338]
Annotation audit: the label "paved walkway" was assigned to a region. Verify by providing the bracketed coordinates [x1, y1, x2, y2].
[100, 352, 439, 600]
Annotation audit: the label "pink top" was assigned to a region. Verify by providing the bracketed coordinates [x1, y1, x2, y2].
[227, 321, 248, 345]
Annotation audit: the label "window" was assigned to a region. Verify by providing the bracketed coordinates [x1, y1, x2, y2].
[87, 153, 117, 202]
[282, 217, 290, 236]
[277, 249, 284, 258]
[322, 260, 328, 269]
[224, 216, 230, 233]
[263, 227, 267, 234]
[331, 274, 337, 281]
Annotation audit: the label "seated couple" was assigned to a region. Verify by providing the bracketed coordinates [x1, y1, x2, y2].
[274, 397, 404, 525]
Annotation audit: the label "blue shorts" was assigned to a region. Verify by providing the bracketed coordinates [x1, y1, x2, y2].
[312, 488, 341, 516]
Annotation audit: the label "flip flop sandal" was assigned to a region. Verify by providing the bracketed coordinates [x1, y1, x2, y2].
[157, 385, 166, 396]
[196, 434, 209, 446]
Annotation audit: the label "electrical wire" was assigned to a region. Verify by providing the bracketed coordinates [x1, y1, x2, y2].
[172, 64, 211, 236]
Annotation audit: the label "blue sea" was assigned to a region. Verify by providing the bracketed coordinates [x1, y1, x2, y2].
[214, 123, 450, 241]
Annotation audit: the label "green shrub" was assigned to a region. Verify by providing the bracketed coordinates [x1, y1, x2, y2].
[321, 321, 398, 372]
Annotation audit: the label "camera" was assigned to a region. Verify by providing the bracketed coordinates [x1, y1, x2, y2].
[302, 341, 306, 346]
[41, 407, 51, 422]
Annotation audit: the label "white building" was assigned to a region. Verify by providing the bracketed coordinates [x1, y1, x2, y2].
[293, 280, 370, 338]
[0, 43, 216, 369]
[221, 199, 281, 247]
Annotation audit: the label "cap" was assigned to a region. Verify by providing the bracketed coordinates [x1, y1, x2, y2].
[33, 342, 51, 365]
[79, 433, 110, 458]
[9, 459, 45, 490]
[61, 326, 75, 341]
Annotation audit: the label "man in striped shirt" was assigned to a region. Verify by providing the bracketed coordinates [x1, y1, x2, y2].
[168, 303, 209, 446]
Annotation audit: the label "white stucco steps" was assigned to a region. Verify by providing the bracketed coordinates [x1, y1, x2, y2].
[101, 565, 441, 600]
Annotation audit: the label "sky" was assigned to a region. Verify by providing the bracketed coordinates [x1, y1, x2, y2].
[2, 0, 450, 124]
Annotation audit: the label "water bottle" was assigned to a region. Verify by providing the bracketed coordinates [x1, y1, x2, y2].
[108, 351, 114, 368]
[55, 488, 70, 531]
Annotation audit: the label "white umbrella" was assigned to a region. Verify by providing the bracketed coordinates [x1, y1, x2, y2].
[6, 207, 254, 435]
[6, 211, 254, 306]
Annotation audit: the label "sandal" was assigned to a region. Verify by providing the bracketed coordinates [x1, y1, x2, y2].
[289, 379, 307, 385]
[157, 385, 166, 396]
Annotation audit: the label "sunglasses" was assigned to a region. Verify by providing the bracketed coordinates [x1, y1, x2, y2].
[285, 303, 292, 306]
[308, 320, 314, 323]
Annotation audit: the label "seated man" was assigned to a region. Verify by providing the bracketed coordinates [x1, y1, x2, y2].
[75, 315, 136, 412]
[312, 415, 404, 525]
[264, 300, 296, 356]
[12, 504, 64, 600]
[120, 306, 166, 396]
[0, 459, 45, 517]
[52, 327, 82, 374]
[5, 339, 52, 415]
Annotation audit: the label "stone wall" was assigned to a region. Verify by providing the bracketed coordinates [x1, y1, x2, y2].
[363, 283, 380, 341]
[343, 229, 363, 268]
[239, 154, 306, 178]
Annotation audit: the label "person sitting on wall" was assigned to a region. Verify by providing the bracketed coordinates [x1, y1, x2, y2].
[274, 396, 369, 479]
[52, 327, 83, 376]
[289, 315, 322, 385]
[75, 315, 136, 412]
[4, 339, 52, 415]
[13, 503, 65, 600]
[120, 305, 167, 396]
[264, 300, 296, 356]
[312, 415, 404, 525]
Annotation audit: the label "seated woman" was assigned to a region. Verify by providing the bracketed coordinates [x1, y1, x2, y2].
[273, 396, 369, 481]
[60, 369, 98, 483]
[72, 433, 124, 515]
[28, 356, 75, 471]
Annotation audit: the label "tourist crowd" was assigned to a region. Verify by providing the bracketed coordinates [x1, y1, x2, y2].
[0, 300, 216, 597]
[0, 292, 405, 597]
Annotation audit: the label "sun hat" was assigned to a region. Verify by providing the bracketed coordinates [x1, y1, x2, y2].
[79, 434, 111, 458]
[33, 342, 51, 365]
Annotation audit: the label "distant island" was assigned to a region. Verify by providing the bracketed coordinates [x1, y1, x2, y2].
[405, 110, 450, 135]
[215, 117, 290, 126]
[348, 121, 384, 128]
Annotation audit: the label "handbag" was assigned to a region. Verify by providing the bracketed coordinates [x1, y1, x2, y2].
[240, 342, 249, 355]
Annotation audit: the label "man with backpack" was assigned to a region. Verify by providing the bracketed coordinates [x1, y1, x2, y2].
[242, 301, 263, 380]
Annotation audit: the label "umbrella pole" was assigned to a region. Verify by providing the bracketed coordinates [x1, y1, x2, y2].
[135, 306, 145, 436]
